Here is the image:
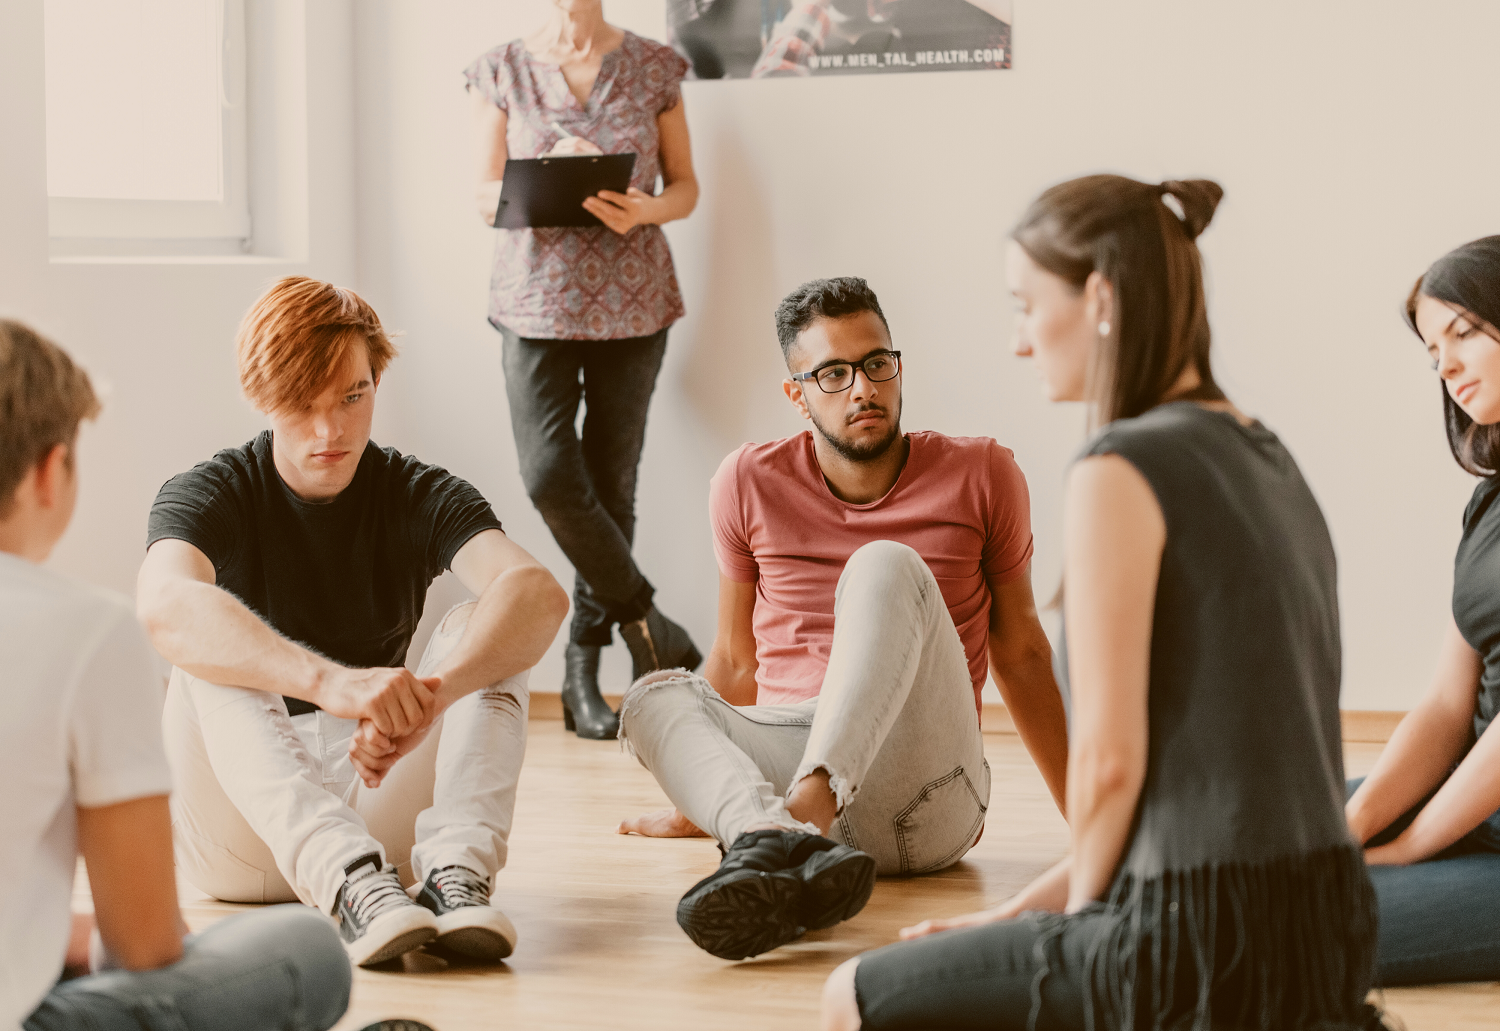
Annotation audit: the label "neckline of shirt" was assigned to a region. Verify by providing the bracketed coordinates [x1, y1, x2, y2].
[803, 429, 918, 511]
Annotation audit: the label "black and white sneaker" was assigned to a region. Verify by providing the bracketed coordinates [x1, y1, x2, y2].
[336, 852, 438, 967]
[675, 828, 876, 960]
[414, 865, 518, 961]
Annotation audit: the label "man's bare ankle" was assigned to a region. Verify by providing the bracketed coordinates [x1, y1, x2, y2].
[786, 770, 837, 836]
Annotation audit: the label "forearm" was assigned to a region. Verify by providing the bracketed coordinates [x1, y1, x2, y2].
[1007, 856, 1071, 915]
[646, 177, 699, 225]
[1347, 698, 1472, 842]
[1381, 722, 1500, 861]
[141, 579, 334, 702]
[991, 642, 1069, 814]
[703, 648, 757, 706]
[1065, 751, 1144, 910]
[431, 564, 567, 708]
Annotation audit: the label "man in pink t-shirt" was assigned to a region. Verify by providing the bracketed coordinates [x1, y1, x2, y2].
[618, 278, 1068, 962]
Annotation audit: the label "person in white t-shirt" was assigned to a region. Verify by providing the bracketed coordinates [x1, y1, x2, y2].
[0, 320, 350, 1031]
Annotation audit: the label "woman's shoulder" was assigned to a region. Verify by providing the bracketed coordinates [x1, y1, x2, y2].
[620, 30, 689, 76]
[467, 39, 527, 75]
[1083, 402, 1206, 460]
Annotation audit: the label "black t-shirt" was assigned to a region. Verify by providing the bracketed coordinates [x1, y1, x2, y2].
[1450, 476, 1500, 848]
[147, 431, 503, 715]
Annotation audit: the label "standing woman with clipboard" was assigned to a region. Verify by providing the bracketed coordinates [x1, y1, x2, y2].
[465, 2, 701, 741]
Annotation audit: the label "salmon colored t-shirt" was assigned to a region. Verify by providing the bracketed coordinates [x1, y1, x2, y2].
[709, 430, 1034, 715]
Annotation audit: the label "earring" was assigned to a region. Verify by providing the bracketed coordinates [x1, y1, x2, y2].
[1098, 320, 1111, 337]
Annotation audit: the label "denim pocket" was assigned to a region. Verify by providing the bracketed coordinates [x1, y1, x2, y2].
[893, 766, 987, 875]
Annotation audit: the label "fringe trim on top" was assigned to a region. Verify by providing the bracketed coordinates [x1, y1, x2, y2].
[1036, 843, 1378, 1031]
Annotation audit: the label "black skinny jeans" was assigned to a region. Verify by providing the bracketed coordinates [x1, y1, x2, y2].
[500, 326, 668, 646]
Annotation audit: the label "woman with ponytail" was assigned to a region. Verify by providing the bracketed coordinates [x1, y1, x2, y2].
[1344, 236, 1500, 986]
[820, 175, 1384, 1031]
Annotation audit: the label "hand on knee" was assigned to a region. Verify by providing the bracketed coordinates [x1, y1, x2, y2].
[822, 958, 863, 1031]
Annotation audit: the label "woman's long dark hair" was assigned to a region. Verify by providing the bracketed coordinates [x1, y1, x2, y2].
[1012, 174, 1226, 428]
[1405, 236, 1500, 476]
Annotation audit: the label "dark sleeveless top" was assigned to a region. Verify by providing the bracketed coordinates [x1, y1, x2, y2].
[1054, 402, 1377, 1031]
[1449, 476, 1500, 848]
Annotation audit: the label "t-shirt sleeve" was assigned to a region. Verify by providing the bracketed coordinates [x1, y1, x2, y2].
[651, 42, 689, 115]
[145, 461, 244, 573]
[709, 447, 758, 583]
[981, 441, 1035, 584]
[464, 45, 513, 111]
[405, 462, 505, 576]
[69, 605, 174, 808]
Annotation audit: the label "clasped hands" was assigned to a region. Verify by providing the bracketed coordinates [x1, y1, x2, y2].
[318, 665, 443, 789]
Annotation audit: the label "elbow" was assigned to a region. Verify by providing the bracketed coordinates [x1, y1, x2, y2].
[134, 580, 177, 650]
[514, 564, 569, 629]
[1070, 747, 1143, 804]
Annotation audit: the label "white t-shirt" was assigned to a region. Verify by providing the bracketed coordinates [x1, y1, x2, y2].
[0, 552, 174, 1029]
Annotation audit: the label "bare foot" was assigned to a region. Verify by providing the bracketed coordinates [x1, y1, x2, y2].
[618, 807, 709, 837]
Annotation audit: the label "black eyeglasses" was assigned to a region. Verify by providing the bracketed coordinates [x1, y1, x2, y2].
[791, 351, 902, 393]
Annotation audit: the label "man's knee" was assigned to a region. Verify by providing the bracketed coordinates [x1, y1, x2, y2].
[841, 540, 932, 593]
[618, 670, 713, 754]
[440, 601, 478, 634]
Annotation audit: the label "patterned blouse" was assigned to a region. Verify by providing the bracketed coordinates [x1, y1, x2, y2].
[465, 33, 689, 341]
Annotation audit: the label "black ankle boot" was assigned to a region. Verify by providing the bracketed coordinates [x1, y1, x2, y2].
[561, 643, 618, 740]
[620, 607, 703, 681]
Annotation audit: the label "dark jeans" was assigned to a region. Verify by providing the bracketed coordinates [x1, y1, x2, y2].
[26, 905, 349, 1031]
[1347, 775, 1500, 985]
[853, 910, 1108, 1030]
[500, 326, 668, 647]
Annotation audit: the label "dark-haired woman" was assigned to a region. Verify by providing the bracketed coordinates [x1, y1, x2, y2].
[1344, 236, 1500, 987]
[821, 175, 1381, 1031]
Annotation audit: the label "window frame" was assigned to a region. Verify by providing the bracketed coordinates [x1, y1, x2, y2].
[45, 0, 251, 246]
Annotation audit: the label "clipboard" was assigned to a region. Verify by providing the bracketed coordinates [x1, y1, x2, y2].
[495, 153, 638, 229]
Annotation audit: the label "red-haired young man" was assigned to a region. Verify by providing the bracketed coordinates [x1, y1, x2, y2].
[138, 278, 568, 968]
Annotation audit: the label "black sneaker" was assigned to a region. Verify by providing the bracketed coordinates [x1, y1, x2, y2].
[414, 865, 518, 961]
[675, 829, 875, 959]
[792, 837, 877, 931]
[335, 852, 438, 967]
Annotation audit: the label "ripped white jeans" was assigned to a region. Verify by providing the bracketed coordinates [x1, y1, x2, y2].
[161, 603, 530, 914]
[619, 541, 990, 876]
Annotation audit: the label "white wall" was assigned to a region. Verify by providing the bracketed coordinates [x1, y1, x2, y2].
[7, 2, 1499, 712]
[0, 0, 364, 603]
[351, 0, 1500, 711]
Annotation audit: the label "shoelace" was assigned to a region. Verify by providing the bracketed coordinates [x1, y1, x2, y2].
[432, 867, 490, 908]
[348, 871, 413, 924]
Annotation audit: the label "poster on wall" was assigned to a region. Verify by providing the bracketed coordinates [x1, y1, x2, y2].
[667, 0, 1012, 79]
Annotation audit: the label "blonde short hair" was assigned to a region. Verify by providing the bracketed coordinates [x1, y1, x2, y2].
[0, 320, 100, 516]
[236, 276, 397, 414]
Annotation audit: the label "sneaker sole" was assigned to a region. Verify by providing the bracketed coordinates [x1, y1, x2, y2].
[800, 848, 877, 931]
[434, 910, 518, 962]
[676, 869, 803, 960]
[346, 909, 439, 967]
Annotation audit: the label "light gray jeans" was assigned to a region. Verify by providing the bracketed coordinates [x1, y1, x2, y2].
[25, 905, 349, 1031]
[619, 540, 991, 875]
[161, 603, 529, 914]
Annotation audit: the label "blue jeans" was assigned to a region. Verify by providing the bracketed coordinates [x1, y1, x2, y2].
[25, 905, 350, 1031]
[1348, 776, 1500, 985]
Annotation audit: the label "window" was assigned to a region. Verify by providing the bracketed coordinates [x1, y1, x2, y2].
[45, 0, 250, 250]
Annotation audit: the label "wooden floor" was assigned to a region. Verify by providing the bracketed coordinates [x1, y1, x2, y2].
[150, 724, 1498, 1031]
